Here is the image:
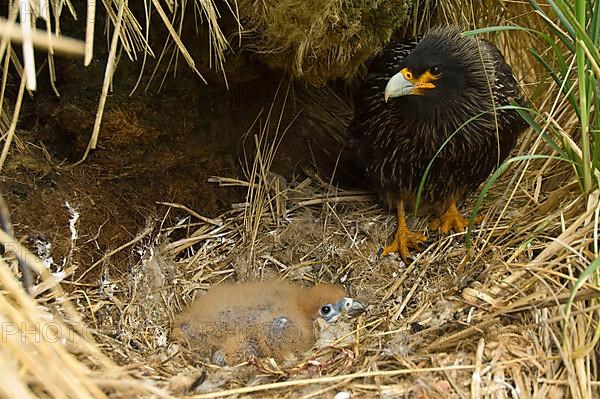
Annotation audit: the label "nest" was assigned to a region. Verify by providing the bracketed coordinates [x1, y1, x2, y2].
[3, 146, 596, 397]
[236, 0, 413, 86]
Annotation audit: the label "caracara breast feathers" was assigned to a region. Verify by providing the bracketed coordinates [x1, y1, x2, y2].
[347, 26, 528, 261]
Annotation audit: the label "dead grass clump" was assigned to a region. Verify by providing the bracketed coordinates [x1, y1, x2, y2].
[0, 229, 168, 398]
[237, 0, 412, 86]
[101, 108, 160, 148]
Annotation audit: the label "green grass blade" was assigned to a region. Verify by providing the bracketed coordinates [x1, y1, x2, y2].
[465, 24, 575, 54]
[545, 0, 577, 39]
[575, 1, 593, 194]
[593, 82, 600, 171]
[533, 40, 568, 74]
[532, 10, 577, 53]
[591, 0, 600, 44]
[528, 50, 580, 119]
[561, 255, 600, 348]
[551, 3, 600, 65]
[516, 107, 569, 159]
[414, 105, 530, 217]
[465, 154, 568, 251]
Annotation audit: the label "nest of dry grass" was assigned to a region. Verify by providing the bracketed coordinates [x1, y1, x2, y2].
[8, 140, 595, 397]
[130, 111, 600, 397]
[4, 78, 598, 397]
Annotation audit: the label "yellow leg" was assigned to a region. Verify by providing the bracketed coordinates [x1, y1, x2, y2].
[382, 200, 427, 263]
[430, 201, 470, 233]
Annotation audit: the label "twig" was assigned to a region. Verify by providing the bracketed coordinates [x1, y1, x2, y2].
[294, 195, 376, 209]
[157, 202, 222, 226]
[0, 192, 33, 293]
[76, 223, 153, 283]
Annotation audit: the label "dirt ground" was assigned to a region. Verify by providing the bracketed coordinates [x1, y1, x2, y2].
[2, 11, 354, 285]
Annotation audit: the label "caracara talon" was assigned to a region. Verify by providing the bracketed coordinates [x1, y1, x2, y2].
[381, 229, 427, 263]
[430, 202, 471, 233]
[381, 200, 427, 263]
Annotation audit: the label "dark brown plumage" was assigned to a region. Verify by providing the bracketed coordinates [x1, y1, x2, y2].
[171, 280, 365, 365]
[347, 26, 528, 262]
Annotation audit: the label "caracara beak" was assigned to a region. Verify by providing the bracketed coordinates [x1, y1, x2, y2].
[384, 68, 436, 101]
[384, 72, 414, 102]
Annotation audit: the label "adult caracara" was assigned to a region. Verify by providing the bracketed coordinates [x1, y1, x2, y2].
[347, 26, 527, 262]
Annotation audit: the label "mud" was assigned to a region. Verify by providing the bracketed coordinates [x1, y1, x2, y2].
[2, 8, 354, 283]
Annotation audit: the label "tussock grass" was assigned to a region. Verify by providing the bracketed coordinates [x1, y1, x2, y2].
[234, 0, 413, 86]
[0, 0, 235, 165]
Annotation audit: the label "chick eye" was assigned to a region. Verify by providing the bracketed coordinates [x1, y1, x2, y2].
[320, 305, 332, 316]
[430, 65, 442, 76]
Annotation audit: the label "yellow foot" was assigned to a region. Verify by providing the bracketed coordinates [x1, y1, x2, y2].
[430, 202, 474, 234]
[381, 228, 427, 263]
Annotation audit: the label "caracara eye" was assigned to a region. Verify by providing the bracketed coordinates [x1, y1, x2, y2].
[430, 65, 442, 76]
[404, 70, 413, 80]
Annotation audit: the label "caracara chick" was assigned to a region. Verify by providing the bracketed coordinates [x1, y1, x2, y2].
[172, 280, 365, 366]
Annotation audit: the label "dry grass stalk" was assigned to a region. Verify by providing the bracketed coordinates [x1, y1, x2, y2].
[0, 230, 168, 398]
[77, 0, 127, 164]
[240, 80, 299, 272]
[19, 1, 36, 90]
[84, 0, 96, 66]
[0, 74, 26, 172]
[0, 17, 85, 56]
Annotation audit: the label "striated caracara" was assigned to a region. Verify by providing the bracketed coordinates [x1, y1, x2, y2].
[347, 26, 528, 262]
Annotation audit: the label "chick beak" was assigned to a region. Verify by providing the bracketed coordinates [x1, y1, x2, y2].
[343, 298, 366, 317]
[384, 68, 436, 102]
